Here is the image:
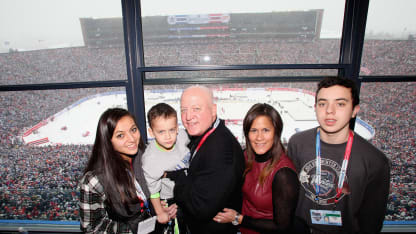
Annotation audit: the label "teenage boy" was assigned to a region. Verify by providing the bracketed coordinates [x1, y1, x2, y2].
[288, 77, 390, 234]
[142, 103, 191, 233]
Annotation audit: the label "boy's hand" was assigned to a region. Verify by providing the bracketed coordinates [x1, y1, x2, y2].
[166, 203, 178, 219]
[156, 211, 170, 224]
[151, 197, 171, 224]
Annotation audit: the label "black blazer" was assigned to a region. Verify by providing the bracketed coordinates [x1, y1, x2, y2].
[174, 119, 245, 234]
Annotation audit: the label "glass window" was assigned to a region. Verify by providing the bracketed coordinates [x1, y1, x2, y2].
[144, 82, 405, 145]
[0, 0, 126, 85]
[361, 0, 416, 76]
[0, 87, 125, 220]
[359, 82, 416, 221]
[144, 81, 416, 223]
[144, 83, 318, 145]
[140, 0, 345, 67]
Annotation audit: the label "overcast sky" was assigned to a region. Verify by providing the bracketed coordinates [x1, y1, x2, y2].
[0, 0, 414, 52]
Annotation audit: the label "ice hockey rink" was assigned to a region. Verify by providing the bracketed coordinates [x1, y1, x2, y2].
[22, 88, 374, 146]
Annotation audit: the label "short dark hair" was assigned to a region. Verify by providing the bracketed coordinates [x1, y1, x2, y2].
[147, 103, 177, 128]
[316, 77, 360, 107]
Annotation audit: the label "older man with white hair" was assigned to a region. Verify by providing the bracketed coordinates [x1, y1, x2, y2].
[167, 85, 245, 234]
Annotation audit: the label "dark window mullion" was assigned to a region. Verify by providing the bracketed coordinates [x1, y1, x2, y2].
[0, 80, 127, 92]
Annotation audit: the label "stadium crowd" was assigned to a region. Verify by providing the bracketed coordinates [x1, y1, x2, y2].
[0, 145, 89, 220]
[360, 82, 416, 221]
[0, 38, 415, 222]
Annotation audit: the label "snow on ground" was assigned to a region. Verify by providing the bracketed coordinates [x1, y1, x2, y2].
[22, 88, 374, 146]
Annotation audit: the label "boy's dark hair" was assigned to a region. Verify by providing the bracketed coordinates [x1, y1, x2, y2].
[147, 103, 177, 128]
[316, 77, 360, 108]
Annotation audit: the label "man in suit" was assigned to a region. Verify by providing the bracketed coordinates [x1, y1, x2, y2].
[169, 85, 245, 234]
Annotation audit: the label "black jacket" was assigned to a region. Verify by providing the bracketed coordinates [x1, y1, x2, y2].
[173, 119, 245, 234]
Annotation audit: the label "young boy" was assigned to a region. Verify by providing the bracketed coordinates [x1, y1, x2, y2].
[288, 77, 390, 234]
[142, 103, 190, 233]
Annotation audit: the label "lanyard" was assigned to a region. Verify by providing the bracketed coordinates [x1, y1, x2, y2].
[191, 118, 220, 160]
[127, 168, 148, 208]
[133, 175, 151, 210]
[315, 129, 354, 202]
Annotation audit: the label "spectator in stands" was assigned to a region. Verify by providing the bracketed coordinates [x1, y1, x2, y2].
[167, 85, 245, 234]
[287, 77, 391, 233]
[78, 108, 176, 233]
[213, 103, 307, 234]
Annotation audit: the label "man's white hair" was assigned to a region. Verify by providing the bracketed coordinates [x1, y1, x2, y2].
[182, 85, 215, 105]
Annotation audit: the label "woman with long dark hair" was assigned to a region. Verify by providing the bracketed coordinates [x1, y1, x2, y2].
[213, 103, 305, 234]
[79, 108, 175, 233]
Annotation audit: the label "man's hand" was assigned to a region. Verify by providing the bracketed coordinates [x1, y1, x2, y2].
[213, 208, 237, 224]
[164, 169, 187, 181]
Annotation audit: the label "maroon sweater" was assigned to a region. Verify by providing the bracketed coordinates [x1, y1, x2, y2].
[241, 152, 297, 234]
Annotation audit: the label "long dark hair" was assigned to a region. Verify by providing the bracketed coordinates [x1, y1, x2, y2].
[243, 103, 285, 185]
[84, 108, 146, 208]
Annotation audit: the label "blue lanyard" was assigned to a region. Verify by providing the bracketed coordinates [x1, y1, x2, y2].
[315, 129, 354, 202]
[315, 130, 322, 200]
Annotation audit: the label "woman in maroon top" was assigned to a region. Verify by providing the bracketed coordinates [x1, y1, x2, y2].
[213, 103, 305, 234]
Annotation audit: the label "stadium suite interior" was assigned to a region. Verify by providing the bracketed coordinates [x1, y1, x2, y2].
[0, 0, 415, 233]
